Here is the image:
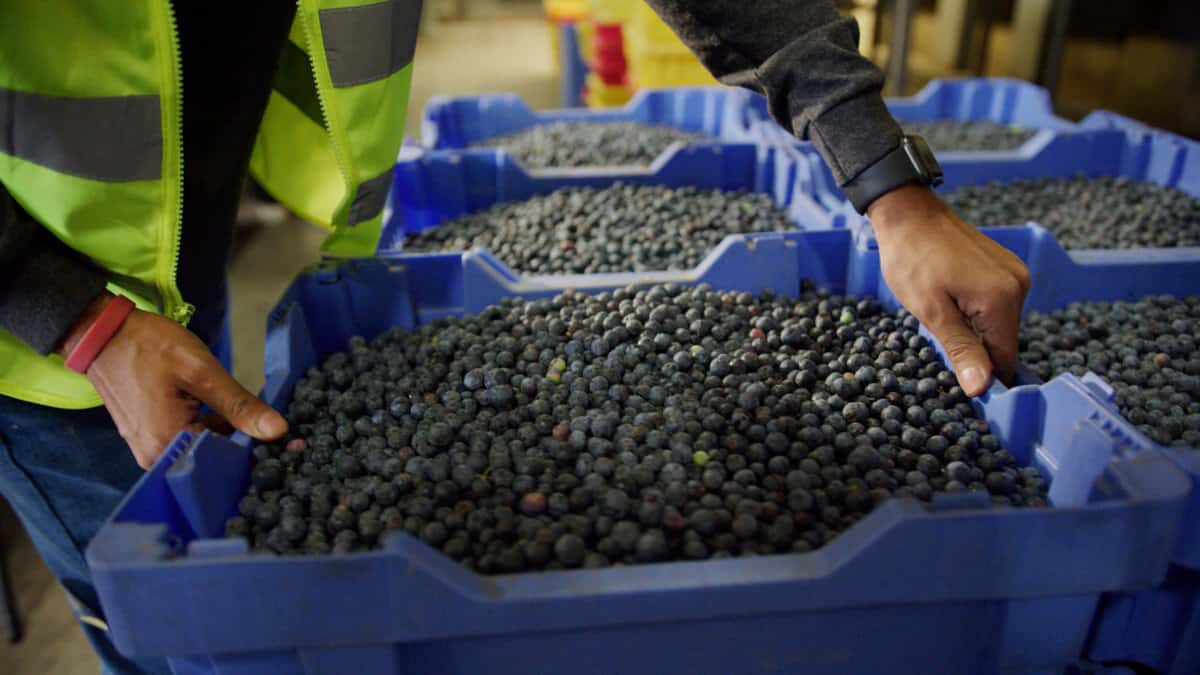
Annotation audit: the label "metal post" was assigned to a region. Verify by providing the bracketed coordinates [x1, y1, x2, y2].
[1039, 0, 1073, 99]
[886, 0, 916, 96]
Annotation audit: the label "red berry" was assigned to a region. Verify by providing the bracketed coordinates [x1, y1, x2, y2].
[662, 509, 686, 532]
[552, 424, 570, 443]
[520, 492, 548, 515]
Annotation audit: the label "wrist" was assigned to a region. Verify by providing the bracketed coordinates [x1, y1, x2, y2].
[867, 184, 946, 235]
[56, 291, 115, 357]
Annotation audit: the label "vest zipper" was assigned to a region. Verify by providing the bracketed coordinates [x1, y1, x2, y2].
[296, 0, 353, 229]
[158, 1, 195, 325]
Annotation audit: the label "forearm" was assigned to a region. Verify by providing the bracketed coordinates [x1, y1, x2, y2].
[0, 184, 109, 355]
[644, 0, 903, 185]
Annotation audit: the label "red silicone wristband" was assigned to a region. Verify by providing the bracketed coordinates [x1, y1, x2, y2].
[64, 295, 135, 374]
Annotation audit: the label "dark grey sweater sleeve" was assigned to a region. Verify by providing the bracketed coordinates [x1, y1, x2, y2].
[0, 183, 108, 355]
[643, 0, 903, 186]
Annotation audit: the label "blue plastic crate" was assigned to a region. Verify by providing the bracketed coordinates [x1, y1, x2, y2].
[421, 86, 768, 155]
[1079, 110, 1198, 150]
[755, 78, 1075, 159]
[851, 220, 1200, 673]
[87, 226, 1192, 675]
[885, 78, 1072, 131]
[1074, 374, 1200, 675]
[382, 142, 840, 255]
[797, 127, 1200, 236]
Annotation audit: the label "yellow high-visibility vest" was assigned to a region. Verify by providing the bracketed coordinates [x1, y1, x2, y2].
[0, 0, 420, 408]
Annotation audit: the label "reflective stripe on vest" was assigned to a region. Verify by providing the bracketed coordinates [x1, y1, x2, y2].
[0, 87, 162, 182]
[319, 0, 422, 88]
[348, 166, 394, 226]
[251, 0, 420, 255]
[273, 41, 326, 130]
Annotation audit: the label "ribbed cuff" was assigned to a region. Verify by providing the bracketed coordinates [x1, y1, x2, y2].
[806, 92, 904, 187]
[0, 234, 109, 355]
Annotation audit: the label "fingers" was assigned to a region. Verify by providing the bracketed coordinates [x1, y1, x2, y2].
[181, 351, 288, 440]
[943, 220, 1030, 387]
[89, 367, 188, 469]
[198, 413, 236, 435]
[922, 294, 994, 397]
[970, 284, 1025, 385]
[975, 233, 1032, 297]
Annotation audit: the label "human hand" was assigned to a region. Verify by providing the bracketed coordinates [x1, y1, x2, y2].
[869, 184, 1031, 397]
[59, 293, 288, 468]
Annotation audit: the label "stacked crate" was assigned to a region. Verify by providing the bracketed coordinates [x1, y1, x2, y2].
[86, 80, 1200, 674]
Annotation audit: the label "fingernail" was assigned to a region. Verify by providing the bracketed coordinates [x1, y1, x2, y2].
[960, 367, 987, 395]
[258, 413, 287, 437]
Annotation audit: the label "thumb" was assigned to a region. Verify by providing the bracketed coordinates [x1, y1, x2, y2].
[924, 299, 993, 397]
[183, 354, 288, 440]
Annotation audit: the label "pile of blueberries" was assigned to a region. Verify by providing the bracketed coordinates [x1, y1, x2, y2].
[472, 121, 708, 168]
[1021, 295, 1200, 447]
[904, 120, 1036, 152]
[225, 283, 1048, 571]
[941, 176, 1200, 249]
[401, 184, 796, 274]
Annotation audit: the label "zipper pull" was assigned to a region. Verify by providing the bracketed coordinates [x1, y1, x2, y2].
[171, 302, 196, 324]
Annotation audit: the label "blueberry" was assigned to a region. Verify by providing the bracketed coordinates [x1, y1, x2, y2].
[336, 454, 364, 479]
[731, 514, 758, 539]
[986, 471, 1017, 495]
[842, 401, 869, 423]
[945, 461, 971, 483]
[916, 378, 939, 399]
[417, 521, 446, 547]
[612, 520, 641, 552]
[901, 427, 929, 450]
[634, 530, 670, 562]
[224, 516, 250, 539]
[945, 177, 1200, 250]
[230, 282, 1047, 567]
[903, 120, 1035, 152]
[251, 463, 284, 491]
[554, 533, 586, 567]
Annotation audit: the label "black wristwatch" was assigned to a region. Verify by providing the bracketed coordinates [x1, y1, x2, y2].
[842, 135, 943, 214]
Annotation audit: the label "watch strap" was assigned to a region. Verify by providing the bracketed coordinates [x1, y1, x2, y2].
[843, 141, 926, 214]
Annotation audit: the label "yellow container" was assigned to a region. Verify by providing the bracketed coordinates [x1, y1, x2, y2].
[627, 1, 676, 45]
[585, 72, 633, 108]
[545, 0, 588, 18]
[625, 3, 716, 88]
[587, 0, 635, 24]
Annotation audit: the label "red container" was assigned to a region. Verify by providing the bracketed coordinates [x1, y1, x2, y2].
[591, 22, 627, 85]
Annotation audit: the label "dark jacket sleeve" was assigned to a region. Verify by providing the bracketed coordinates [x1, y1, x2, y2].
[643, 0, 903, 186]
[0, 183, 108, 355]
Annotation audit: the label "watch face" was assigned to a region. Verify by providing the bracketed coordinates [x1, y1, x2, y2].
[903, 136, 944, 186]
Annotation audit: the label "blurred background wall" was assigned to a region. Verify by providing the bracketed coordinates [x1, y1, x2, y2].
[422, 0, 1199, 138]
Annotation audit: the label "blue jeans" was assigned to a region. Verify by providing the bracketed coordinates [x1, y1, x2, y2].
[0, 301, 229, 675]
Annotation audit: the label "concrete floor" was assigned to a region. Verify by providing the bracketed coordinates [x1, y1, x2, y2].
[0, 11, 555, 674]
